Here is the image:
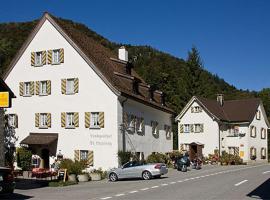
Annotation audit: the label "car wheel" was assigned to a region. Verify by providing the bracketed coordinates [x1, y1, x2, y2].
[109, 172, 118, 182]
[142, 171, 152, 180]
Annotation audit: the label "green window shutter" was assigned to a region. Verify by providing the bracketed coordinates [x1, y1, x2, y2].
[42, 51, 46, 65]
[74, 78, 79, 93]
[35, 81, 40, 95]
[74, 150, 80, 161]
[47, 50, 52, 64]
[35, 113, 40, 127]
[19, 82, 24, 96]
[60, 48, 64, 63]
[61, 112, 66, 128]
[85, 112, 90, 128]
[74, 112, 79, 127]
[47, 80, 51, 95]
[98, 112, 104, 128]
[47, 113, 51, 128]
[61, 79, 66, 94]
[30, 81, 35, 95]
[31, 52, 35, 66]
[87, 151, 94, 166]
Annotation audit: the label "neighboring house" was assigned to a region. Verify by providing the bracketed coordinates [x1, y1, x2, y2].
[175, 95, 269, 163]
[0, 78, 16, 166]
[3, 13, 174, 170]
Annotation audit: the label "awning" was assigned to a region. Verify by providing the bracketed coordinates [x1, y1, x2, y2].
[20, 133, 58, 145]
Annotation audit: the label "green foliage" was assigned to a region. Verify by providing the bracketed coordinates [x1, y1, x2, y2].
[59, 159, 85, 175]
[91, 168, 107, 179]
[117, 151, 133, 165]
[48, 180, 77, 187]
[16, 147, 32, 171]
[219, 151, 243, 165]
[146, 153, 171, 165]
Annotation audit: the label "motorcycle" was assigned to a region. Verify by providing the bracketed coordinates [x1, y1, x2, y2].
[176, 155, 190, 172]
[191, 157, 202, 170]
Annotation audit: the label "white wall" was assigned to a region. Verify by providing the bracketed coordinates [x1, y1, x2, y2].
[121, 99, 173, 158]
[178, 101, 219, 156]
[5, 19, 119, 170]
[247, 104, 268, 162]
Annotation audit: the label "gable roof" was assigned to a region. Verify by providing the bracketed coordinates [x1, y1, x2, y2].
[3, 12, 174, 114]
[176, 96, 269, 126]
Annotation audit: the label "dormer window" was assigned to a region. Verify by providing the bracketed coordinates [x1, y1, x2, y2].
[256, 110, 261, 120]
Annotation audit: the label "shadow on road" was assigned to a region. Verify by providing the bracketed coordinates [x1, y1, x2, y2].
[15, 178, 49, 190]
[247, 178, 270, 199]
[0, 193, 33, 199]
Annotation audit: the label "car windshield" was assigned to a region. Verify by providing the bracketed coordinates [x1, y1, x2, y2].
[122, 161, 141, 168]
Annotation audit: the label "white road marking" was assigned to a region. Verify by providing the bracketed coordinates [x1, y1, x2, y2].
[151, 186, 159, 188]
[177, 180, 183, 183]
[161, 183, 168, 186]
[170, 181, 176, 184]
[263, 171, 270, 174]
[184, 178, 190, 181]
[100, 197, 112, 200]
[129, 190, 138, 194]
[115, 194, 125, 197]
[140, 187, 149, 191]
[235, 180, 248, 186]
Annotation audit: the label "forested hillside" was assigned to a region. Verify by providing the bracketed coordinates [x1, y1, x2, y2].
[0, 17, 270, 149]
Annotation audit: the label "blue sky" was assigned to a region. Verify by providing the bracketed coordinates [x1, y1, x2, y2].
[0, 0, 269, 91]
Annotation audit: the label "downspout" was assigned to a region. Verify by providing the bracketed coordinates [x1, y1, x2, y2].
[120, 97, 128, 152]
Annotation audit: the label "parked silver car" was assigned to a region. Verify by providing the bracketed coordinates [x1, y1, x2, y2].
[108, 161, 168, 182]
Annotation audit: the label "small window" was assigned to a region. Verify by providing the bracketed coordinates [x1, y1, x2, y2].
[261, 148, 266, 159]
[66, 79, 75, 94]
[66, 112, 75, 128]
[165, 125, 171, 138]
[52, 49, 60, 64]
[194, 106, 201, 113]
[184, 124, 190, 133]
[261, 128, 266, 139]
[8, 114, 16, 127]
[151, 121, 158, 135]
[39, 113, 48, 128]
[35, 52, 42, 66]
[39, 81, 47, 95]
[256, 110, 261, 120]
[80, 150, 88, 161]
[250, 126, 257, 138]
[194, 124, 201, 133]
[90, 112, 100, 128]
[24, 82, 31, 96]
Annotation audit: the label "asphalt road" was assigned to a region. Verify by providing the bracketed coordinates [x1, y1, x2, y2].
[2, 164, 270, 200]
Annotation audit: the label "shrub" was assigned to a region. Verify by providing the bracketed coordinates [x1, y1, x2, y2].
[16, 147, 32, 171]
[59, 159, 85, 175]
[117, 151, 132, 165]
[219, 151, 243, 165]
[91, 168, 107, 179]
[146, 153, 171, 165]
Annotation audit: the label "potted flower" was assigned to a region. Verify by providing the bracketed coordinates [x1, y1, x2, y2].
[90, 168, 103, 181]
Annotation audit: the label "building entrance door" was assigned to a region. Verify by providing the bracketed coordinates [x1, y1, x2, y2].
[41, 148, 50, 169]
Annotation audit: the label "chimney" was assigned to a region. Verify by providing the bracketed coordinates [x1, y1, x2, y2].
[217, 94, 224, 106]
[118, 46, 128, 62]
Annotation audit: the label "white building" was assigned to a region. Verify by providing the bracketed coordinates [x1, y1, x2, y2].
[3, 13, 174, 170]
[176, 95, 269, 163]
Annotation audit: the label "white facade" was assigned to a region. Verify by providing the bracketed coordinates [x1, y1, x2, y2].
[4, 15, 173, 170]
[176, 97, 268, 163]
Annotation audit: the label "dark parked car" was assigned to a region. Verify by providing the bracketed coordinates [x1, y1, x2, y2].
[0, 167, 15, 194]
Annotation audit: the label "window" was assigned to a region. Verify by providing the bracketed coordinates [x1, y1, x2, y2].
[39, 113, 48, 128]
[261, 148, 266, 159]
[151, 121, 159, 135]
[80, 150, 88, 161]
[261, 128, 266, 139]
[8, 114, 17, 128]
[39, 81, 47, 95]
[194, 124, 201, 133]
[250, 126, 257, 138]
[128, 115, 135, 131]
[136, 117, 144, 133]
[52, 49, 60, 64]
[194, 106, 201, 113]
[228, 125, 239, 137]
[66, 79, 75, 94]
[184, 124, 190, 133]
[250, 147, 257, 160]
[24, 82, 31, 96]
[35, 52, 42, 66]
[90, 112, 100, 128]
[164, 125, 171, 138]
[66, 112, 75, 128]
[256, 110, 261, 120]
